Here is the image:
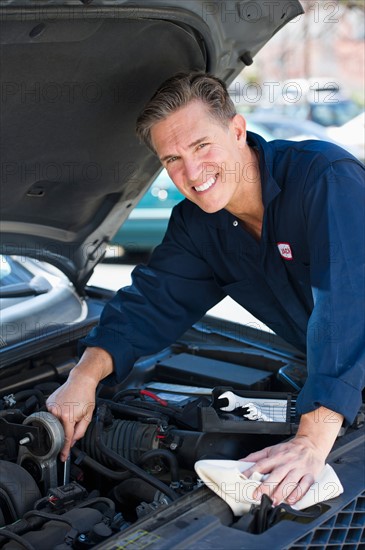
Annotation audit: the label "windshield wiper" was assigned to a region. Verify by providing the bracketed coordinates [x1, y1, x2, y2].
[0, 276, 52, 298]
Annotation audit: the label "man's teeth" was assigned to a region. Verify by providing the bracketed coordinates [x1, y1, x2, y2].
[194, 176, 217, 192]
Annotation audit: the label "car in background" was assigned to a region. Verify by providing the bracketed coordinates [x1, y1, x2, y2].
[308, 95, 360, 127]
[247, 112, 333, 141]
[326, 111, 365, 163]
[110, 169, 182, 256]
[111, 122, 275, 255]
[256, 78, 361, 128]
[243, 112, 364, 161]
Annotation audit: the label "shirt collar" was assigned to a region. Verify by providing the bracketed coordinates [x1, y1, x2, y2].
[246, 131, 282, 209]
[201, 131, 282, 228]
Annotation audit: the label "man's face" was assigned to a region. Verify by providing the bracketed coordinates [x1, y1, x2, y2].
[150, 100, 250, 214]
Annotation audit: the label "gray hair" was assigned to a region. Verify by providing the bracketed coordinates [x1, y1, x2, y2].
[136, 71, 237, 152]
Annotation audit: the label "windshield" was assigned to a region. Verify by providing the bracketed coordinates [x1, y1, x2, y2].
[310, 100, 360, 127]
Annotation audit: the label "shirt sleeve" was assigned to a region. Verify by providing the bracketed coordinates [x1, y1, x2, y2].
[80, 202, 225, 384]
[296, 159, 365, 424]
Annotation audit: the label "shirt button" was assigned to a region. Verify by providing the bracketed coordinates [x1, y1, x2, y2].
[233, 220, 238, 227]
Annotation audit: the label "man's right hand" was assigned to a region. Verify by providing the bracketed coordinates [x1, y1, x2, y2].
[46, 347, 114, 461]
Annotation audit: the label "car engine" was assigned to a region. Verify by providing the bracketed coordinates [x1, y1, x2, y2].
[0, 325, 363, 550]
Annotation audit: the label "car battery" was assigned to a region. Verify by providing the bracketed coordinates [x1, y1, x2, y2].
[155, 353, 272, 391]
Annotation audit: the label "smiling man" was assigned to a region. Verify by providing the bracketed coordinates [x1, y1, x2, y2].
[150, 99, 264, 240]
[47, 72, 365, 507]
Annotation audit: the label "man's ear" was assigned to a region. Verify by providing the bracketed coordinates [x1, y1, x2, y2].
[230, 114, 247, 147]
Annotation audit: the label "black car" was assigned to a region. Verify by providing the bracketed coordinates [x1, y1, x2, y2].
[1, 2, 364, 549]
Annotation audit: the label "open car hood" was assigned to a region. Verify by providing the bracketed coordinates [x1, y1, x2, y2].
[0, 0, 303, 290]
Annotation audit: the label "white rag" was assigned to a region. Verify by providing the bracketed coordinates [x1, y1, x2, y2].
[194, 459, 343, 515]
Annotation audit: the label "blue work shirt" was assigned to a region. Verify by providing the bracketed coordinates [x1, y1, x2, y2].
[82, 132, 365, 425]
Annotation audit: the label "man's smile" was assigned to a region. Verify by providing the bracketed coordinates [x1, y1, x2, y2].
[193, 173, 218, 193]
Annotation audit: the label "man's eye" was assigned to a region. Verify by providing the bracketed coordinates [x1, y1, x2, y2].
[166, 156, 178, 164]
[197, 143, 209, 150]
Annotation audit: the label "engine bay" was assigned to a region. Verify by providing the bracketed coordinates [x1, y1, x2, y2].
[0, 321, 363, 549]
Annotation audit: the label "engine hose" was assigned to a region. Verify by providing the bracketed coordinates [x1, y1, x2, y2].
[98, 398, 167, 421]
[0, 529, 36, 550]
[81, 416, 160, 467]
[95, 404, 178, 501]
[138, 449, 180, 484]
[72, 447, 130, 480]
[112, 478, 158, 506]
[13, 389, 45, 406]
[112, 389, 141, 402]
[0, 517, 43, 537]
[123, 400, 180, 418]
[23, 510, 73, 526]
[111, 391, 180, 415]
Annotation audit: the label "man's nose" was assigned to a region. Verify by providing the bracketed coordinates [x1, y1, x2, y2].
[183, 158, 202, 183]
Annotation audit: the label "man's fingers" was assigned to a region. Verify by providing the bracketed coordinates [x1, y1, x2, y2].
[260, 468, 299, 504]
[46, 402, 60, 418]
[46, 401, 75, 462]
[285, 473, 314, 505]
[244, 453, 284, 481]
[56, 411, 92, 460]
[73, 416, 92, 442]
[241, 460, 267, 480]
[254, 469, 315, 506]
[60, 418, 77, 461]
[253, 464, 289, 501]
[240, 448, 271, 477]
[240, 448, 270, 463]
[56, 415, 91, 462]
[60, 436, 73, 462]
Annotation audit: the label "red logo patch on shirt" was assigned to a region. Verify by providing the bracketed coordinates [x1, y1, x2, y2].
[277, 242, 293, 260]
